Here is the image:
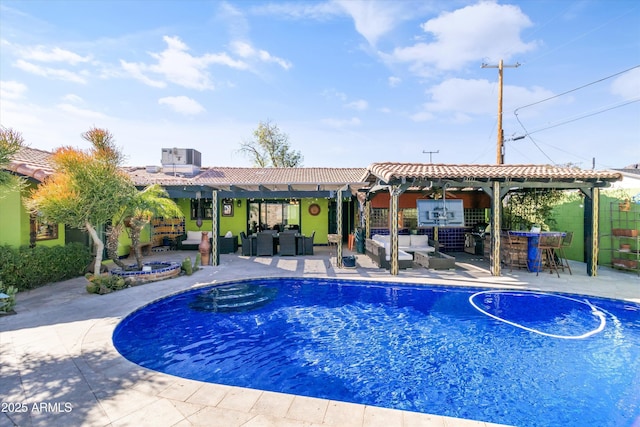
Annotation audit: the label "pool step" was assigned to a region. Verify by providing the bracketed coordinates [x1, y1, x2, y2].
[189, 284, 278, 313]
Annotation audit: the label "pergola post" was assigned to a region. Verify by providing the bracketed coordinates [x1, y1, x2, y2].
[211, 190, 219, 266]
[336, 189, 343, 267]
[389, 186, 400, 275]
[584, 187, 599, 276]
[490, 181, 502, 276]
[365, 199, 371, 239]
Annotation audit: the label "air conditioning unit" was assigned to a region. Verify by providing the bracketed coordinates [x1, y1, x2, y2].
[161, 148, 201, 167]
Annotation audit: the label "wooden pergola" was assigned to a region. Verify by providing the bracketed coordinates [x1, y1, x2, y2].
[361, 163, 623, 276]
[127, 166, 368, 266]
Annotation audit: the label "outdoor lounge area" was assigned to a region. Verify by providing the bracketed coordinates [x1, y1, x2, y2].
[2, 245, 639, 427]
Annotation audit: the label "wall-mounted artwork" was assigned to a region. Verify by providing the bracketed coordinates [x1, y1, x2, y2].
[222, 200, 234, 217]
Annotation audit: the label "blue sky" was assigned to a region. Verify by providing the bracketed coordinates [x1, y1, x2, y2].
[1, 0, 638, 169]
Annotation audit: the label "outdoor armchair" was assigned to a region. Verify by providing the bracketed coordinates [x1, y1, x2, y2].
[299, 231, 315, 255]
[256, 232, 276, 256]
[278, 232, 297, 256]
[240, 232, 256, 256]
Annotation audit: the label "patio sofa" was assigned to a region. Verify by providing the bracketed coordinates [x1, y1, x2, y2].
[176, 230, 212, 251]
[176, 231, 238, 253]
[365, 234, 439, 269]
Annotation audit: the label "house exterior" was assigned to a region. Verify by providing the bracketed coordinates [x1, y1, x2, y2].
[2, 146, 630, 276]
[0, 147, 65, 248]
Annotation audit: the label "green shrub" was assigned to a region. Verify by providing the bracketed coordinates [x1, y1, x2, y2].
[85, 273, 127, 294]
[0, 243, 92, 291]
[0, 281, 18, 313]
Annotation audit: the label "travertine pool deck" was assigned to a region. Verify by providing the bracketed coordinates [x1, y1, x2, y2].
[1, 247, 638, 426]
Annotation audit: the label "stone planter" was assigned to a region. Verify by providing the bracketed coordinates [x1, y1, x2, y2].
[111, 261, 181, 285]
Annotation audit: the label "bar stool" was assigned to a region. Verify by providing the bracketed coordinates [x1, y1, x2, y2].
[556, 231, 573, 275]
[327, 234, 341, 255]
[535, 234, 563, 278]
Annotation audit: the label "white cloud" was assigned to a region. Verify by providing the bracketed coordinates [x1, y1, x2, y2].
[120, 35, 251, 90]
[251, 2, 342, 20]
[322, 117, 361, 128]
[345, 99, 368, 111]
[409, 111, 435, 122]
[230, 41, 292, 70]
[333, 0, 411, 46]
[61, 93, 84, 104]
[0, 80, 27, 100]
[414, 78, 556, 121]
[158, 96, 205, 115]
[610, 67, 640, 101]
[15, 59, 87, 84]
[22, 46, 92, 65]
[120, 60, 166, 88]
[388, 76, 401, 87]
[389, 2, 537, 75]
[322, 89, 348, 102]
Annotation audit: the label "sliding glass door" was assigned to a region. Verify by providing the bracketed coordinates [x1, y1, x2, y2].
[248, 200, 300, 234]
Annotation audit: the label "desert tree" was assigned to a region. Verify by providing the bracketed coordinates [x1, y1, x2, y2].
[239, 120, 303, 167]
[26, 127, 137, 275]
[0, 126, 26, 193]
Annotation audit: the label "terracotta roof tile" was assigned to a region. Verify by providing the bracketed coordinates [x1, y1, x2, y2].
[126, 166, 367, 188]
[366, 162, 623, 183]
[6, 147, 55, 181]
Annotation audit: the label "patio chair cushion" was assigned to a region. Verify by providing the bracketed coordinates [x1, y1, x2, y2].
[183, 231, 202, 245]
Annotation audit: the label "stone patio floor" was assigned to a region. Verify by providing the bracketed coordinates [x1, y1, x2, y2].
[1, 246, 638, 426]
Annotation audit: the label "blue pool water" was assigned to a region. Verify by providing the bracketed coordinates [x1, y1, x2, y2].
[113, 278, 640, 427]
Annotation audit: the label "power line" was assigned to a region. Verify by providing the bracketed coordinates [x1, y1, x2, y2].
[514, 65, 640, 113]
[526, 98, 640, 135]
[514, 114, 556, 164]
[511, 65, 640, 165]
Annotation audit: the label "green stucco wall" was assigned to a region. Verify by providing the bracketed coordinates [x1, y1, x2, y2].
[174, 197, 332, 245]
[550, 189, 640, 267]
[0, 182, 64, 248]
[300, 198, 330, 244]
[0, 185, 24, 246]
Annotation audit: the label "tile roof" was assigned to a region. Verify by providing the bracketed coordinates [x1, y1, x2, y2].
[5, 147, 55, 182]
[126, 166, 368, 189]
[616, 163, 640, 176]
[365, 162, 623, 184]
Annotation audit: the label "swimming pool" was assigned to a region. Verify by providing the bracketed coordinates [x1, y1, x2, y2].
[113, 278, 640, 426]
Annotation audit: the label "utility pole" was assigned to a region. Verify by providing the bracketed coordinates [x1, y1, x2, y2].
[422, 150, 439, 163]
[482, 59, 520, 164]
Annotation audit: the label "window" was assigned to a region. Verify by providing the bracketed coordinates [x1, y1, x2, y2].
[30, 213, 58, 241]
[248, 200, 300, 233]
[190, 198, 213, 220]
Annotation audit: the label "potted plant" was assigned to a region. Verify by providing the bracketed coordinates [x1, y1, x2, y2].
[619, 199, 631, 212]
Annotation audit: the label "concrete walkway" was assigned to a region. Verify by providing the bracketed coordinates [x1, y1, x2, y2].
[1, 247, 638, 427]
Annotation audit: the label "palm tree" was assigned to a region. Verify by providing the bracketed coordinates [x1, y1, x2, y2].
[106, 184, 183, 270]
